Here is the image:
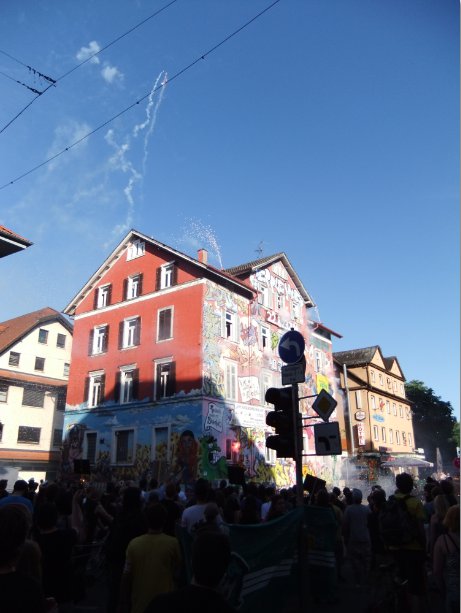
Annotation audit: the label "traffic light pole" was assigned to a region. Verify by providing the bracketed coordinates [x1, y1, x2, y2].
[291, 383, 304, 507]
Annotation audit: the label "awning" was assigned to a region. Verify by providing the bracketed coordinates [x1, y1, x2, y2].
[381, 457, 434, 468]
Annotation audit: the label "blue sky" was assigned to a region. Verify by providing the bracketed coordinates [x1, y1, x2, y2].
[0, 0, 459, 418]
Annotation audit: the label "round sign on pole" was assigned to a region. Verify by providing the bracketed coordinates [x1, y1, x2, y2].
[278, 330, 305, 364]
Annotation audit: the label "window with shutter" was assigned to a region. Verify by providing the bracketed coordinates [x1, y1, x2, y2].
[224, 360, 238, 400]
[93, 325, 108, 354]
[157, 308, 172, 341]
[0, 383, 8, 403]
[155, 361, 175, 399]
[88, 372, 105, 407]
[22, 388, 45, 407]
[97, 284, 111, 308]
[114, 429, 134, 463]
[159, 263, 175, 289]
[35, 357, 45, 371]
[85, 432, 97, 463]
[17, 426, 41, 444]
[9, 352, 20, 367]
[53, 428, 63, 447]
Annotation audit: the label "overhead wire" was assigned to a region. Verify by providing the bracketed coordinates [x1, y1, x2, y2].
[0, 0, 281, 191]
[0, 48, 56, 83]
[0, 69, 43, 95]
[0, 0, 179, 135]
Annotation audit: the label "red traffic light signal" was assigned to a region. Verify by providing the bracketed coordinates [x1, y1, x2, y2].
[265, 387, 296, 458]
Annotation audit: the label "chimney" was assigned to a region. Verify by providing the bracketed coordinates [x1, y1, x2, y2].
[198, 248, 208, 264]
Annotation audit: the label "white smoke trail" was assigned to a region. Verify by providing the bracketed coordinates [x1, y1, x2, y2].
[176, 218, 224, 269]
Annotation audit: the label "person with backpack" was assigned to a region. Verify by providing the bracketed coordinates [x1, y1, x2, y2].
[432, 504, 459, 613]
[380, 472, 427, 613]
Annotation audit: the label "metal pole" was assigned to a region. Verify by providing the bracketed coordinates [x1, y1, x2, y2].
[343, 364, 354, 456]
[291, 383, 303, 507]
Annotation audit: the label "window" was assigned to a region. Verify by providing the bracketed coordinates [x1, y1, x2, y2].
[408, 433, 412, 448]
[125, 274, 142, 300]
[17, 426, 41, 444]
[156, 263, 176, 290]
[224, 360, 238, 401]
[261, 326, 269, 350]
[22, 388, 45, 408]
[155, 361, 175, 399]
[157, 308, 172, 342]
[373, 425, 379, 441]
[9, 352, 20, 367]
[355, 390, 362, 409]
[86, 372, 105, 408]
[91, 325, 109, 355]
[399, 405, 403, 418]
[381, 427, 386, 442]
[0, 422, 3, 442]
[370, 370, 375, 383]
[222, 310, 238, 342]
[262, 372, 272, 405]
[406, 407, 411, 420]
[116, 366, 139, 404]
[56, 391, 66, 411]
[120, 317, 141, 348]
[395, 430, 400, 445]
[56, 333, 66, 349]
[392, 403, 397, 416]
[35, 357, 45, 371]
[387, 378, 392, 389]
[400, 383, 404, 394]
[114, 429, 135, 464]
[85, 432, 97, 464]
[402, 431, 407, 446]
[258, 284, 270, 308]
[276, 293, 284, 310]
[152, 425, 170, 461]
[291, 301, 300, 321]
[38, 328, 49, 344]
[315, 351, 322, 373]
[96, 284, 111, 308]
[389, 429, 393, 444]
[127, 239, 145, 260]
[386, 400, 390, 414]
[378, 373, 383, 385]
[63, 363, 70, 377]
[52, 428, 63, 447]
[370, 395, 376, 410]
[0, 384, 8, 402]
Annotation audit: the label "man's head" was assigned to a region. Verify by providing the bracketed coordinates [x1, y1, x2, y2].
[13, 480, 28, 495]
[352, 488, 363, 503]
[0, 505, 30, 566]
[144, 503, 167, 531]
[194, 478, 210, 502]
[395, 472, 414, 494]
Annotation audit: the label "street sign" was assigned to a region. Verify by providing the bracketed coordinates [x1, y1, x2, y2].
[281, 362, 305, 385]
[278, 330, 305, 364]
[314, 422, 342, 455]
[312, 389, 337, 422]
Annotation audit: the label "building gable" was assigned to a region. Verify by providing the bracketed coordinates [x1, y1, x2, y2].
[369, 347, 386, 370]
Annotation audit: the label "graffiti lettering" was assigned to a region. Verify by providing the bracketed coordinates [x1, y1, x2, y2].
[238, 376, 260, 403]
[204, 402, 224, 433]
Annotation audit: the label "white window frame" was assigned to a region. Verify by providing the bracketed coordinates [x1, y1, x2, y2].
[399, 405, 403, 418]
[154, 358, 174, 400]
[402, 431, 407, 446]
[93, 325, 108, 354]
[123, 317, 139, 348]
[97, 284, 110, 308]
[88, 371, 104, 408]
[262, 371, 272, 405]
[373, 425, 379, 441]
[119, 365, 136, 404]
[408, 432, 412, 448]
[276, 293, 283, 310]
[386, 400, 390, 414]
[63, 363, 70, 377]
[381, 427, 386, 442]
[378, 373, 383, 385]
[370, 370, 375, 383]
[222, 310, 238, 343]
[261, 325, 270, 350]
[389, 429, 394, 444]
[265, 431, 277, 464]
[127, 239, 145, 260]
[395, 430, 400, 445]
[291, 301, 301, 321]
[224, 359, 238, 401]
[160, 262, 174, 289]
[151, 424, 171, 462]
[84, 431, 98, 464]
[259, 285, 270, 308]
[370, 395, 376, 410]
[0, 383, 8, 403]
[127, 275, 141, 299]
[393, 403, 397, 416]
[157, 307, 173, 342]
[112, 427, 136, 465]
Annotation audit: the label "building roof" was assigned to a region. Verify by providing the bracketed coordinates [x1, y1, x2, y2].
[64, 229, 256, 315]
[0, 368, 67, 388]
[225, 253, 316, 307]
[333, 346, 380, 366]
[0, 307, 73, 355]
[0, 225, 33, 258]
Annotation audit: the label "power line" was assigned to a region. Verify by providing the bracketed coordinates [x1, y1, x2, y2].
[0, 48, 56, 83]
[0, 69, 43, 95]
[0, 0, 179, 135]
[0, 0, 281, 191]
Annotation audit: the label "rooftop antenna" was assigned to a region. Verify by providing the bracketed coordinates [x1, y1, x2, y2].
[255, 241, 264, 258]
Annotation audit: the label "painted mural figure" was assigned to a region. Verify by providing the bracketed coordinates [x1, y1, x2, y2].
[173, 430, 199, 486]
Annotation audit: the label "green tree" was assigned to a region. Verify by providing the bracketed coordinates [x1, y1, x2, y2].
[405, 380, 457, 470]
[453, 421, 460, 448]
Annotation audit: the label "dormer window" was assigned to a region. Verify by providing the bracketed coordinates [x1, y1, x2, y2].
[127, 240, 145, 261]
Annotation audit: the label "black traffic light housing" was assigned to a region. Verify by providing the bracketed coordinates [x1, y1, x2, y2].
[265, 386, 296, 458]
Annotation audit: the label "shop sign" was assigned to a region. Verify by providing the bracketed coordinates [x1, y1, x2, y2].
[372, 414, 385, 423]
[357, 422, 366, 445]
[355, 411, 366, 421]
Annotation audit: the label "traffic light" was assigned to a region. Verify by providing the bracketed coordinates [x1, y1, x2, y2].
[265, 386, 296, 458]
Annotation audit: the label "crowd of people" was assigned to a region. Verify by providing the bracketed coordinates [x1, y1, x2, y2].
[0, 472, 458, 613]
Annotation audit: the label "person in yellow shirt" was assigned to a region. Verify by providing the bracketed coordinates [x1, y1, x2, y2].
[118, 503, 182, 613]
